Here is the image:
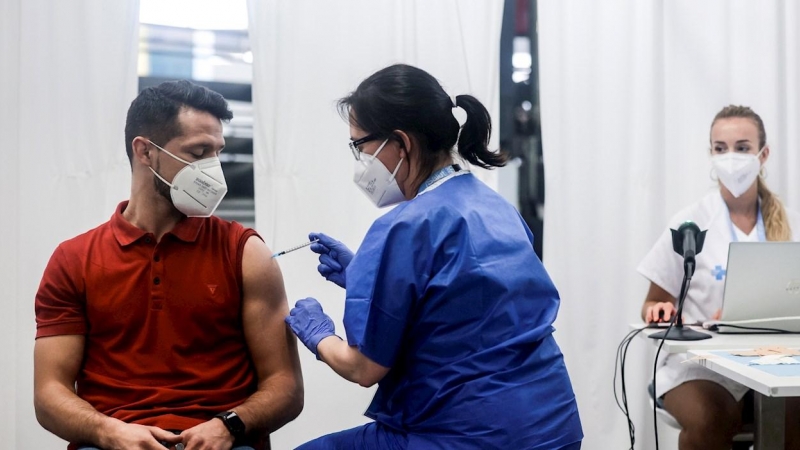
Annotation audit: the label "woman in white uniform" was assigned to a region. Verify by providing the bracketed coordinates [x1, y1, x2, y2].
[638, 105, 800, 449]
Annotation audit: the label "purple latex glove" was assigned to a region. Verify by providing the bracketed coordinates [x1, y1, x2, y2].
[309, 232, 353, 289]
[285, 298, 336, 358]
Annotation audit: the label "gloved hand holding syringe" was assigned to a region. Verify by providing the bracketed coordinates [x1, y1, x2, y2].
[272, 239, 320, 258]
[272, 233, 353, 289]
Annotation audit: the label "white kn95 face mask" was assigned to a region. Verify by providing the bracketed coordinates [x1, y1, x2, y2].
[712, 148, 764, 198]
[148, 140, 228, 217]
[353, 138, 406, 208]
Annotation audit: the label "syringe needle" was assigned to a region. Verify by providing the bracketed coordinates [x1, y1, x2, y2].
[272, 239, 320, 258]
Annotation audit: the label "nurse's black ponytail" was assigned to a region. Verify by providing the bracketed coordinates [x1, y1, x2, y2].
[339, 64, 507, 186]
[452, 94, 507, 169]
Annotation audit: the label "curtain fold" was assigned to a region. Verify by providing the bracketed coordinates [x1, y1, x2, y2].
[0, 1, 140, 447]
[538, 1, 800, 448]
[247, 1, 503, 447]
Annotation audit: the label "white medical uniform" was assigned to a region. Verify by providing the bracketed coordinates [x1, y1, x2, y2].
[638, 190, 800, 400]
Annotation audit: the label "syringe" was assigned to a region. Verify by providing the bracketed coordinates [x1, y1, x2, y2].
[272, 239, 319, 258]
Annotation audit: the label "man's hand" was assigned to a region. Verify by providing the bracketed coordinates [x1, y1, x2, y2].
[179, 418, 234, 450]
[101, 420, 181, 450]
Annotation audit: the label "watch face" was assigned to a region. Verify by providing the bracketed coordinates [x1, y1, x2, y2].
[224, 411, 246, 435]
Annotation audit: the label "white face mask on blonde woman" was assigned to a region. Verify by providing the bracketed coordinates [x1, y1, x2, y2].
[712, 148, 764, 198]
[710, 115, 766, 198]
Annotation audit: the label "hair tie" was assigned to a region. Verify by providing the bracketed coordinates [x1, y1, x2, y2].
[450, 95, 458, 108]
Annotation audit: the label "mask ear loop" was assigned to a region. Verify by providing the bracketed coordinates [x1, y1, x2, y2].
[371, 137, 404, 182]
[388, 158, 404, 183]
[756, 146, 767, 180]
[150, 166, 176, 190]
[148, 140, 194, 167]
[370, 138, 390, 159]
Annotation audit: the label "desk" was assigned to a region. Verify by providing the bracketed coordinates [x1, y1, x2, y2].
[687, 349, 800, 450]
[631, 324, 800, 449]
[632, 323, 800, 353]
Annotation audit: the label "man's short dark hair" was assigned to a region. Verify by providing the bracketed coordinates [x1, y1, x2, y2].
[124, 80, 233, 163]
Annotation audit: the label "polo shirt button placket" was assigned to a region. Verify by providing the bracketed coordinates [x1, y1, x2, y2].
[151, 240, 164, 311]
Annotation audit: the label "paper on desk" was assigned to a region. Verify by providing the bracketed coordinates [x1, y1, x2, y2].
[730, 346, 800, 357]
[682, 354, 719, 364]
[748, 354, 800, 366]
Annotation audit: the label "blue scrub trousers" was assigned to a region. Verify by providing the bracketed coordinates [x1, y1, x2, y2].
[295, 422, 406, 450]
[295, 421, 581, 450]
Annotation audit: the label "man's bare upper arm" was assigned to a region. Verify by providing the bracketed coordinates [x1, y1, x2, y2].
[240, 236, 302, 384]
[34, 335, 85, 394]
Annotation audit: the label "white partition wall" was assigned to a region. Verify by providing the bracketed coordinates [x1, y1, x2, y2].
[0, 0, 22, 444]
[246, 1, 503, 447]
[0, 1, 140, 447]
[538, 1, 800, 449]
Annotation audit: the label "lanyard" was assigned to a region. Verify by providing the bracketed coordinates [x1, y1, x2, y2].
[417, 164, 462, 195]
[721, 195, 766, 242]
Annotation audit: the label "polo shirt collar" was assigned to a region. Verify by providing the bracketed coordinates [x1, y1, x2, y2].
[170, 215, 204, 243]
[112, 201, 204, 246]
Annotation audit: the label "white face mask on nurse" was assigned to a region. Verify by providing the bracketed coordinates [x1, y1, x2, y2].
[710, 116, 768, 198]
[349, 134, 406, 208]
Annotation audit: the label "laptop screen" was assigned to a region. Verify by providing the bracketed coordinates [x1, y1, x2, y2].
[721, 242, 800, 322]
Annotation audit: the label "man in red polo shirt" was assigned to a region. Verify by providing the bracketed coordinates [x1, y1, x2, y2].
[33, 80, 303, 450]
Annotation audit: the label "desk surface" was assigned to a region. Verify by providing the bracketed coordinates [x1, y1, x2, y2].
[687, 349, 800, 397]
[631, 323, 800, 354]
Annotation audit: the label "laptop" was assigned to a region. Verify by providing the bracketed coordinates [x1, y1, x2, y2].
[703, 242, 800, 333]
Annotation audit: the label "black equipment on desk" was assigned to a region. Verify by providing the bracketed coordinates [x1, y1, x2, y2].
[649, 220, 711, 341]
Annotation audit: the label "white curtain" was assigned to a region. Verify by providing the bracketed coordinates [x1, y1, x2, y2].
[246, 1, 503, 447]
[0, 1, 140, 447]
[538, 1, 800, 449]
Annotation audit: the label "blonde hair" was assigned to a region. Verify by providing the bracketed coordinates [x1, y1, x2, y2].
[711, 105, 791, 241]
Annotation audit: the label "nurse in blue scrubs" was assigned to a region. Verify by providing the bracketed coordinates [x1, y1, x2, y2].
[285, 63, 582, 450]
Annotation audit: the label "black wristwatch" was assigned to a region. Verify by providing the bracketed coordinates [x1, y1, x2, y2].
[214, 410, 246, 442]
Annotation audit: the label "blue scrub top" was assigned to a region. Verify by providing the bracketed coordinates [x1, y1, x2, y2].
[344, 173, 583, 449]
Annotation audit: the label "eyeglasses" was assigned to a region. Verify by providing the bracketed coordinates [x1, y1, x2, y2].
[348, 134, 379, 161]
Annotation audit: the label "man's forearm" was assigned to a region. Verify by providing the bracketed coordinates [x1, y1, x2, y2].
[35, 382, 117, 447]
[232, 373, 304, 435]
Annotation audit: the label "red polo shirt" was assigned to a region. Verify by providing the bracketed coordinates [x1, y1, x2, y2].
[35, 201, 260, 445]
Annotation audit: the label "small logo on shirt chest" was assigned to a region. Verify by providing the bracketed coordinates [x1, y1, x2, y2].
[712, 265, 727, 280]
[208, 284, 218, 295]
